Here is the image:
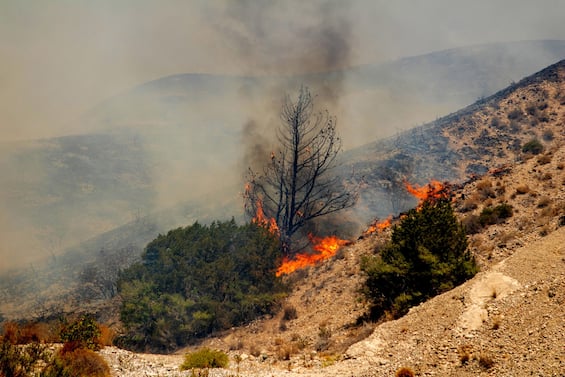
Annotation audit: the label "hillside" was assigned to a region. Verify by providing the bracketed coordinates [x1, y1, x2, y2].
[343, 58, 565, 222]
[1, 40, 565, 276]
[1, 49, 565, 377]
[97, 59, 565, 376]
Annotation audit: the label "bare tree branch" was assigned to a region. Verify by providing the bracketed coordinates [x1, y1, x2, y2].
[245, 86, 357, 254]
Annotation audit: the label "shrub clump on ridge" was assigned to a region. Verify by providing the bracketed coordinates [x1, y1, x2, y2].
[361, 197, 478, 319]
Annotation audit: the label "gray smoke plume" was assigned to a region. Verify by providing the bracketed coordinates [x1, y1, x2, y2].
[211, 1, 355, 179]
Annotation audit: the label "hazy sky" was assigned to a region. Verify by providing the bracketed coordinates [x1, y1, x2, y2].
[1, 0, 565, 141]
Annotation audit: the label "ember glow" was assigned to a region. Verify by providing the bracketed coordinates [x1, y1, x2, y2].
[276, 234, 351, 276]
[404, 179, 450, 205]
[363, 215, 392, 236]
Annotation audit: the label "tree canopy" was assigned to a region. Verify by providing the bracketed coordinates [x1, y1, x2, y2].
[361, 197, 478, 319]
[117, 220, 288, 351]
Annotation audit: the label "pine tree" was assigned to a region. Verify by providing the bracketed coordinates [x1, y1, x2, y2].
[362, 197, 478, 319]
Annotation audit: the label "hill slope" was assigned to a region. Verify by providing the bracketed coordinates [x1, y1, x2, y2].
[97, 58, 565, 376]
[1, 40, 565, 273]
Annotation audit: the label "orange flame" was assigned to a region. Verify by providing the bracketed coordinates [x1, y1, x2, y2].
[276, 234, 351, 276]
[252, 199, 279, 235]
[404, 179, 449, 205]
[363, 215, 393, 236]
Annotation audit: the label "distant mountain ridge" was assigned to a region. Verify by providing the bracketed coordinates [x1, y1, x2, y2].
[1, 40, 565, 273]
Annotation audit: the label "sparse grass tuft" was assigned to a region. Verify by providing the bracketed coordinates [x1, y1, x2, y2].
[458, 345, 472, 365]
[315, 325, 333, 352]
[537, 196, 551, 208]
[476, 179, 496, 200]
[282, 305, 298, 321]
[477, 353, 495, 370]
[395, 366, 415, 377]
[537, 154, 552, 165]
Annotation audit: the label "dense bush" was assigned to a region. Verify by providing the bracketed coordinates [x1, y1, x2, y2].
[0, 317, 110, 377]
[117, 220, 287, 351]
[522, 138, 544, 155]
[361, 198, 478, 319]
[60, 315, 102, 351]
[43, 348, 111, 377]
[479, 204, 513, 226]
[179, 348, 229, 370]
[0, 336, 49, 377]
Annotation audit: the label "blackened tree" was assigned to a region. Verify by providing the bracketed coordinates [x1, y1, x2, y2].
[245, 86, 357, 255]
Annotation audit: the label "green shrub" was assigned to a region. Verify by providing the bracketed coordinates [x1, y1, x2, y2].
[60, 315, 102, 351]
[361, 198, 478, 320]
[180, 348, 228, 370]
[462, 214, 482, 235]
[118, 220, 288, 351]
[507, 108, 523, 120]
[479, 204, 513, 226]
[522, 138, 544, 155]
[0, 336, 49, 377]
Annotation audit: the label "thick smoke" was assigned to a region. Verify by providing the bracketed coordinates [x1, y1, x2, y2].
[214, 1, 355, 178]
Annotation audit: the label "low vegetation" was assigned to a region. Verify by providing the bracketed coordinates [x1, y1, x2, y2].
[179, 348, 229, 370]
[0, 316, 110, 377]
[117, 220, 289, 351]
[479, 203, 514, 226]
[522, 138, 544, 155]
[361, 198, 478, 319]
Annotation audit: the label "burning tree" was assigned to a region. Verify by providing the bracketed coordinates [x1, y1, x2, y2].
[245, 86, 357, 255]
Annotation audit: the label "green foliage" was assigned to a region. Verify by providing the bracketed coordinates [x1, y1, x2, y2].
[117, 219, 287, 351]
[479, 204, 513, 226]
[361, 198, 478, 320]
[60, 315, 102, 351]
[179, 348, 229, 370]
[0, 319, 110, 377]
[0, 337, 49, 377]
[522, 138, 544, 155]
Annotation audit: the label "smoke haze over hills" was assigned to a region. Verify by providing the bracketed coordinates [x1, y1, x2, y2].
[1, 0, 565, 271]
[2, 0, 565, 141]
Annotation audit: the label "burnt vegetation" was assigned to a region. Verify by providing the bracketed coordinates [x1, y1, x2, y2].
[245, 86, 357, 254]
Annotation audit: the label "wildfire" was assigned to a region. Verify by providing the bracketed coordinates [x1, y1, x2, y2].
[404, 179, 450, 205]
[276, 234, 351, 277]
[252, 199, 279, 235]
[363, 215, 393, 237]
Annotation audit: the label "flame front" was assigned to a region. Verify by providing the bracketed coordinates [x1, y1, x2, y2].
[363, 215, 392, 236]
[276, 234, 351, 276]
[253, 199, 279, 235]
[404, 179, 449, 205]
